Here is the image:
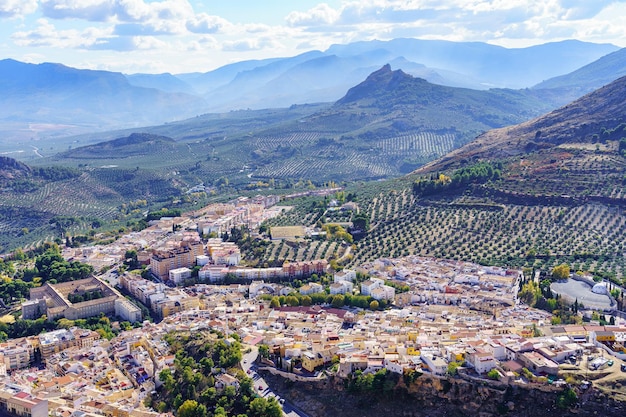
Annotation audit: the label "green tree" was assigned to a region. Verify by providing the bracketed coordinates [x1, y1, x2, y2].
[369, 300, 380, 310]
[518, 281, 541, 307]
[269, 297, 280, 308]
[447, 362, 460, 376]
[487, 369, 501, 380]
[331, 294, 345, 308]
[258, 344, 270, 359]
[177, 400, 207, 417]
[552, 264, 570, 280]
[248, 397, 282, 417]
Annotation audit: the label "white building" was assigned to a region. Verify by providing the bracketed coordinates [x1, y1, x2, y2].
[300, 283, 325, 295]
[330, 280, 354, 295]
[466, 350, 496, 374]
[334, 269, 356, 283]
[196, 255, 211, 266]
[361, 278, 385, 296]
[169, 267, 192, 285]
[421, 354, 447, 375]
[114, 298, 142, 323]
[370, 285, 395, 301]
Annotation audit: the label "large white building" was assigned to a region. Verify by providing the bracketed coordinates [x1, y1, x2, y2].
[169, 267, 192, 285]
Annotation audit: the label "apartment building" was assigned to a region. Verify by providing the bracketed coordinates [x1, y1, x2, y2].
[150, 240, 204, 280]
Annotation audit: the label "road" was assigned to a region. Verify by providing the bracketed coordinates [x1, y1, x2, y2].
[241, 346, 311, 417]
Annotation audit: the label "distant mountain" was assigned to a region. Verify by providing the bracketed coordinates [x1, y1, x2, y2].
[0, 59, 208, 134]
[176, 57, 284, 94]
[119, 39, 617, 114]
[0, 39, 618, 147]
[330, 64, 555, 134]
[193, 39, 619, 112]
[533, 47, 626, 96]
[125, 72, 195, 94]
[324, 38, 618, 89]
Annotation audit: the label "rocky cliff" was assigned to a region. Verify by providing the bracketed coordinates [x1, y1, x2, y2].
[261, 370, 626, 417]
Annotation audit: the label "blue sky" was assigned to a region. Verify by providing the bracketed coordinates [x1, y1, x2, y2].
[1, 0, 625, 74]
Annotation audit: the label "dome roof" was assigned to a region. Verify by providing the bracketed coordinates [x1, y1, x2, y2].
[592, 282, 608, 295]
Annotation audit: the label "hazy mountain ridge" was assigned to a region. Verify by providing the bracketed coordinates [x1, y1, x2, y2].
[533, 47, 626, 95]
[0, 59, 208, 139]
[0, 39, 620, 146]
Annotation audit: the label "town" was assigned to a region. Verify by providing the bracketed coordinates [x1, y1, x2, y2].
[2, 195, 626, 417]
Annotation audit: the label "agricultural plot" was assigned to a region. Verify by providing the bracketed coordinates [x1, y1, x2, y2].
[349, 189, 626, 280]
[251, 131, 461, 181]
[255, 239, 344, 264]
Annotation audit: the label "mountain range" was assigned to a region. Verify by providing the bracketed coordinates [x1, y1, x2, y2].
[0, 38, 624, 255]
[0, 39, 622, 147]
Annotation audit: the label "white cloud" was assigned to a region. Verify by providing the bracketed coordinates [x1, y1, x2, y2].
[286, 3, 340, 26]
[0, 0, 38, 18]
[186, 12, 229, 34]
[40, 0, 116, 22]
[12, 18, 110, 48]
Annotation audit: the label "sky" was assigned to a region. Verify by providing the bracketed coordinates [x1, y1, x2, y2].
[1, 0, 626, 75]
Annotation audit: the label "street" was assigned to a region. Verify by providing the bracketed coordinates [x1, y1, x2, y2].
[241, 346, 311, 417]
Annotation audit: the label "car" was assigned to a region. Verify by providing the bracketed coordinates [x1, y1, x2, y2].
[620, 364, 626, 372]
[279, 398, 285, 404]
[247, 369, 251, 374]
[608, 360, 614, 366]
[258, 385, 263, 390]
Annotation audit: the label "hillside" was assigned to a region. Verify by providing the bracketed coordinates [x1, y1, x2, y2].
[0, 156, 31, 181]
[336, 74, 626, 279]
[259, 74, 626, 283]
[417, 74, 626, 177]
[533, 47, 626, 96]
[44, 66, 558, 186]
[58, 133, 178, 159]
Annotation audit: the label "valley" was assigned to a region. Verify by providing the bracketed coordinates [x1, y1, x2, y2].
[2, 33, 626, 417]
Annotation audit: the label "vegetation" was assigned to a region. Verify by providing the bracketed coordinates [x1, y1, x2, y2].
[412, 162, 502, 196]
[153, 331, 281, 417]
[345, 368, 397, 394]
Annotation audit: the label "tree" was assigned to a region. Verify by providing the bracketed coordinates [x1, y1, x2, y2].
[269, 297, 280, 309]
[258, 344, 270, 359]
[518, 281, 541, 307]
[177, 400, 207, 417]
[124, 250, 139, 270]
[487, 369, 501, 380]
[552, 264, 570, 280]
[331, 294, 345, 308]
[248, 397, 282, 417]
[369, 300, 379, 310]
[447, 362, 460, 376]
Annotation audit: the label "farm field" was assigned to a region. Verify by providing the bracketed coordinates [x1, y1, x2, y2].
[263, 177, 626, 282]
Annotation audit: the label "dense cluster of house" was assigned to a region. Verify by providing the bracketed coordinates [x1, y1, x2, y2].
[6, 196, 625, 417]
[5, 264, 626, 417]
